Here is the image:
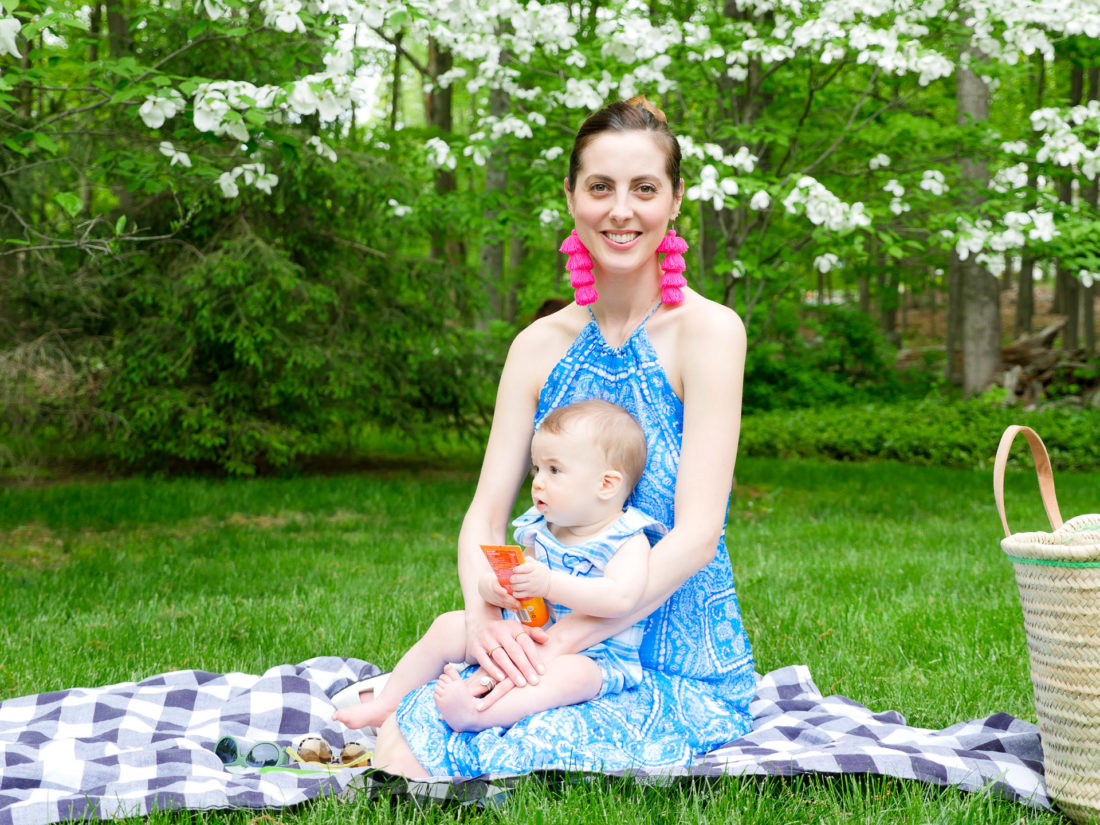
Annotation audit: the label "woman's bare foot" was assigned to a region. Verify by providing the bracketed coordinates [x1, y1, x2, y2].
[433, 664, 491, 732]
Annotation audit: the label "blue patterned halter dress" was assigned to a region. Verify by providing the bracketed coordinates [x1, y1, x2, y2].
[394, 310, 755, 775]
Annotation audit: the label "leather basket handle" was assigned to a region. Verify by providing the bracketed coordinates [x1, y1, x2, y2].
[993, 425, 1064, 538]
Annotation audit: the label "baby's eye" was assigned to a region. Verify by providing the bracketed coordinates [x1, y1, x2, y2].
[549, 465, 560, 474]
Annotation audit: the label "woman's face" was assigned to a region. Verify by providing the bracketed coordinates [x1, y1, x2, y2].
[564, 130, 683, 280]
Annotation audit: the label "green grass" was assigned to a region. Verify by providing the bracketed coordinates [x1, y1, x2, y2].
[3, 456, 1092, 824]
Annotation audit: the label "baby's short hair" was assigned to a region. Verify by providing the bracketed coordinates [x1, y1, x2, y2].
[539, 400, 648, 492]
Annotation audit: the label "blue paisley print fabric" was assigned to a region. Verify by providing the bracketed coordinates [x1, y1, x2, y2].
[511, 505, 666, 697]
[395, 318, 755, 776]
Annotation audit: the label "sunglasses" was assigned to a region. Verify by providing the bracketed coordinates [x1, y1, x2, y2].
[291, 735, 371, 769]
[214, 736, 289, 770]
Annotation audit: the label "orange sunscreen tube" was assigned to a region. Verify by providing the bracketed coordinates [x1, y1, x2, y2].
[480, 544, 549, 627]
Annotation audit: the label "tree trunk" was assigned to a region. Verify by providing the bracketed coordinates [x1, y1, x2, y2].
[507, 229, 525, 324]
[945, 253, 963, 386]
[858, 273, 871, 314]
[424, 38, 462, 274]
[479, 84, 509, 324]
[699, 201, 719, 303]
[878, 268, 899, 345]
[106, 0, 131, 57]
[957, 49, 1000, 395]
[717, 0, 772, 314]
[389, 30, 402, 131]
[1016, 54, 1044, 338]
[1081, 65, 1100, 355]
[89, 2, 102, 62]
[1016, 253, 1036, 337]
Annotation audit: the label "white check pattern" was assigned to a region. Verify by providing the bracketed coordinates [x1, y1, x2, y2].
[0, 659, 1049, 824]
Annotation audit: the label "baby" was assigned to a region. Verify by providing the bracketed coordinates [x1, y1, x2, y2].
[333, 399, 663, 733]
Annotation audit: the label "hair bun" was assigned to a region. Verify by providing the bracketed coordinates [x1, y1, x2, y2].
[625, 95, 666, 123]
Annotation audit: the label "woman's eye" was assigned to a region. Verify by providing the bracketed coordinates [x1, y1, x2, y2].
[590, 183, 609, 192]
[637, 183, 657, 195]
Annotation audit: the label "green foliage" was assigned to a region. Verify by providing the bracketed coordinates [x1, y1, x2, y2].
[743, 305, 937, 412]
[741, 398, 1100, 471]
[100, 229, 341, 474]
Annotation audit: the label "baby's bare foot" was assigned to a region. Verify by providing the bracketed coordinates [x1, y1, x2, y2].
[332, 700, 385, 730]
[433, 665, 491, 732]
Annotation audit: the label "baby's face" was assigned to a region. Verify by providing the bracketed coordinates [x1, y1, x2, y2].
[529, 428, 609, 528]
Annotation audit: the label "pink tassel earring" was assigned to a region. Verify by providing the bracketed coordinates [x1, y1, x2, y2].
[657, 230, 689, 304]
[560, 230, 598, 306]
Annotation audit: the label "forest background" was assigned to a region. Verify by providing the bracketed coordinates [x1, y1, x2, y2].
[2, 0, 1099, 478]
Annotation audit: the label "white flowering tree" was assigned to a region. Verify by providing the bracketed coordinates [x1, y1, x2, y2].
[2, 0, 1100, 469]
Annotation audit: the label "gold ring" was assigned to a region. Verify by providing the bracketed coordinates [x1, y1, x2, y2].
[513, 631, 528, 640]
[486, 645, 503, 657]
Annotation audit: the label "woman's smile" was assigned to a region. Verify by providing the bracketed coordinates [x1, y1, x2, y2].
[602, 231, 641, 247]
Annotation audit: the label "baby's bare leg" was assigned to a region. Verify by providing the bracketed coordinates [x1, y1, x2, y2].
[434, 654, 601, 733]
[334, 610, 467, 729]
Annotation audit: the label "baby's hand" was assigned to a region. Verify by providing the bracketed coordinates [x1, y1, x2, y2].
[478, 572, 520, 610]
[510, 559, 551, 599]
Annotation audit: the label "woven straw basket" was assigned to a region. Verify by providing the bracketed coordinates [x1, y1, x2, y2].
[995, 425, 1100, 824]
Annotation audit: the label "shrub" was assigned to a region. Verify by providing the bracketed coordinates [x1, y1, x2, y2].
[744, 304, 937, 412]
[741, 397, 1100, 471]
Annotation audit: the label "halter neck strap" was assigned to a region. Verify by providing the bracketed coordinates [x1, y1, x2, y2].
[586, 300, 662, 326]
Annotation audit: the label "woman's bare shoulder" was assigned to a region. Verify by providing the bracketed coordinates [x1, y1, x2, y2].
[509, 303, 588, 362]
[673, 291, 746, 352]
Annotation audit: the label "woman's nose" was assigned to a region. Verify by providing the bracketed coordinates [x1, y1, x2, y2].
[609, 195, 633, 222]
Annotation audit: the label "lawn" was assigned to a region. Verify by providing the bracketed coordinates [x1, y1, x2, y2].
[2, 455, 1092, 824]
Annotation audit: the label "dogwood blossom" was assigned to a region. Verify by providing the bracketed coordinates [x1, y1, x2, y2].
[685, 165, 739, 210]
[0, 16, 22, 59]
[215, 171, 239, 198]
[749, 191, 771, 211]
[262, 0, 305, 32]
[1033, 102, 1100, 179]
[307, 136, 337, 162]
[388, 198, 412, 217]
[425, 137, 456, 171]
[919, 169, 947, 195]
[139, 90, 186, 129]
[783, 176, 871, 231]
[868, 153, 890, 170]
[214, 163, 278, 197]
[954, 209, 1059, 261]
[158, 141, 192, 168]
[1080, 271, 1097, 289]
[991, 163, 1028, 192]
[814, 253, 840, 273]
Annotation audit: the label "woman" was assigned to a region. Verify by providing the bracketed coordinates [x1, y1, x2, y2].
[372, 97, 755, 776]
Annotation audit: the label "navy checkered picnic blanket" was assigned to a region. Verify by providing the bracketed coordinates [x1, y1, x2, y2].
[0, 658, 1048, 824]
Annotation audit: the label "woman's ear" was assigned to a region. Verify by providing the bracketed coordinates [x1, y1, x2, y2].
[563, 177, 574, 217]
[598, 470, 624, 500]
[672, 177, 685, 216]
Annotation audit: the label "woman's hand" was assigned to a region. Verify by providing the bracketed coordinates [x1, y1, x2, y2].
[469, 617, 549, 692]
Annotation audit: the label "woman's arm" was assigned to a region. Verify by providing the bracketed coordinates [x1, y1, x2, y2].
[455, 320, 574, 685]
[510, 533, 650, 618]
[481, 301, 748, 697]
